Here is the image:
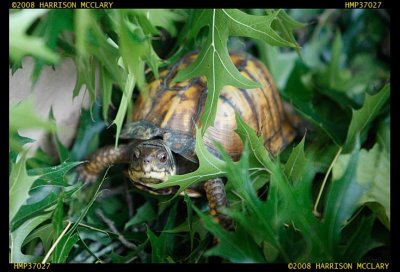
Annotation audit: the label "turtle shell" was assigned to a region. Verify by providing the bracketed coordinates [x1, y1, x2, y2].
[131, 51, 298, 161]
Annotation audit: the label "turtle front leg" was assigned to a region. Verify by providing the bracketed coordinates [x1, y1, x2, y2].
[77, 144, 132, 183]
[204, 178, 233, 230]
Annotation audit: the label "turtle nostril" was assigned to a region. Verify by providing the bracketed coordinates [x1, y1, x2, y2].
[143, 156, 152, 164]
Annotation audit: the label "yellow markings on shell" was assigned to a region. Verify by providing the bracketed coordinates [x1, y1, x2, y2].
[160, 96, 181, 128]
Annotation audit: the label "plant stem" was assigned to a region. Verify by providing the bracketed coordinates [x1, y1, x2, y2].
[313, 146, 343, 216]
[42, 221, 72, 263]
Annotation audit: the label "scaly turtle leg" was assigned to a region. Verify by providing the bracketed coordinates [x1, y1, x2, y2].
[204, 178, 233, 230]
[77, 143, 133, 183]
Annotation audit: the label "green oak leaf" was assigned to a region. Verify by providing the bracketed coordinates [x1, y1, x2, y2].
[116, 10, 161, 90]
[10, 99, 56, 135]
[111, 73, 135, 147]
[23, 223, 54, 254]
[51, 231, 80, 263]
[343, 84, 390, 153]
[9, 10, 59, 64]
[99, 66, 113, 123]
[325, 146, 385, 257]
[125, 202, 156, 229]
[31, 10, 74, 83]
[354, 144, 389, 229]
[11, 183, 82, 232]
[29, 161, 82, 188]
[151, 126, 225, 196]
[70, 105, 106, 161]
[328, 146, 386, 258]
[377, 116, 390, 153]
[266, 9, 305, 55]
[173, 9, 297, 132]
[284, 137, 309, 184]
[195, 205, 265, 263]
[339, 215, 383, 261]
[107, 10, 170, 144]
[257, 43, 297, 90]
[10, 212, 52, 263]
[132, 9, 186, 37]
[152, 113, 281, 198]
[147, 202, 178, 263]
[51, 195, 65, 262]
[9, 154, 40, 225]
[324, 149, 365, 253]
[282, 61, 349, 145]
[10, 132, 35, 157]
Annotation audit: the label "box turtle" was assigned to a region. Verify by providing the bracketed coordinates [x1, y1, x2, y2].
[77, 51, 300, 228]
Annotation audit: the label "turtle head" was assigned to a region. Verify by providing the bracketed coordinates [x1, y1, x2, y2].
[128, 139, 177, 194]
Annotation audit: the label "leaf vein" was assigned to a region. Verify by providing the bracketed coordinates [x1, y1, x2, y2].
[221, 9, 282, 44]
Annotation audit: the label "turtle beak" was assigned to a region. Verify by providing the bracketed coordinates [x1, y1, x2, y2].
[139, 177, 163, 184]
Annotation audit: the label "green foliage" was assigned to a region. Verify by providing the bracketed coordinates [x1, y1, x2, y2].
[333, 143, 390, 229]
[343, 85, 390, 153]
[173, 9, 301, 132]
[151, 126, 225, 195]
[147, 202, 178, 263]
[10, 99, 56, 154]
[9, 9, 389, 263]
[9, 10, 59, 67]
[284, 137, 309, 184]
[10, 213, 53, 263]
[125, 202, 155, 229]
[9, 154, 40, 225]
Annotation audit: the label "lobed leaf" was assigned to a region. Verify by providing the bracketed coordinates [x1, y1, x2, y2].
[9, 10, 59, 64]
[99, 66, 113, 123]
[174, 9, 298, 132]
[23, 223, 54, 254]
[324, 150, 363, 252]
[111, 73, 135, 147]
[52, 195, 65, 262]
[70, 105, 106, 161]
[10, 133, 35, 157]
[339, 215, 383, 261]
[31, 10, 74, 82]
[151, 126, 225, 195]
[147, 202, 178, 263]
[10, 213, 52, 263]
[197, 206, 265, 263]
[52, 231, 80, 263]
[9, 154, 40, 225]
[257, 43, 297, 90]
[11, 183, 82, 232]
[125, 202, 156, 229]
[357, 144, 390, 229]
[53, 131, 70, 163]
[29, 161, 82, 188]
[132, 9, 185, 38]
[10, 99, 56, 135]
[343, 84, 390, 153]
[284, 137, 308, 184]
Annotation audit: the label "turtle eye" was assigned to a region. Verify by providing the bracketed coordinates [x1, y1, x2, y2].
[133, 149, 140, 159]
[158, 152, 168, 163]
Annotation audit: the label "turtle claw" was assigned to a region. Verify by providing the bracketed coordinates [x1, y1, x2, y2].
[76, 163, 99, 184]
